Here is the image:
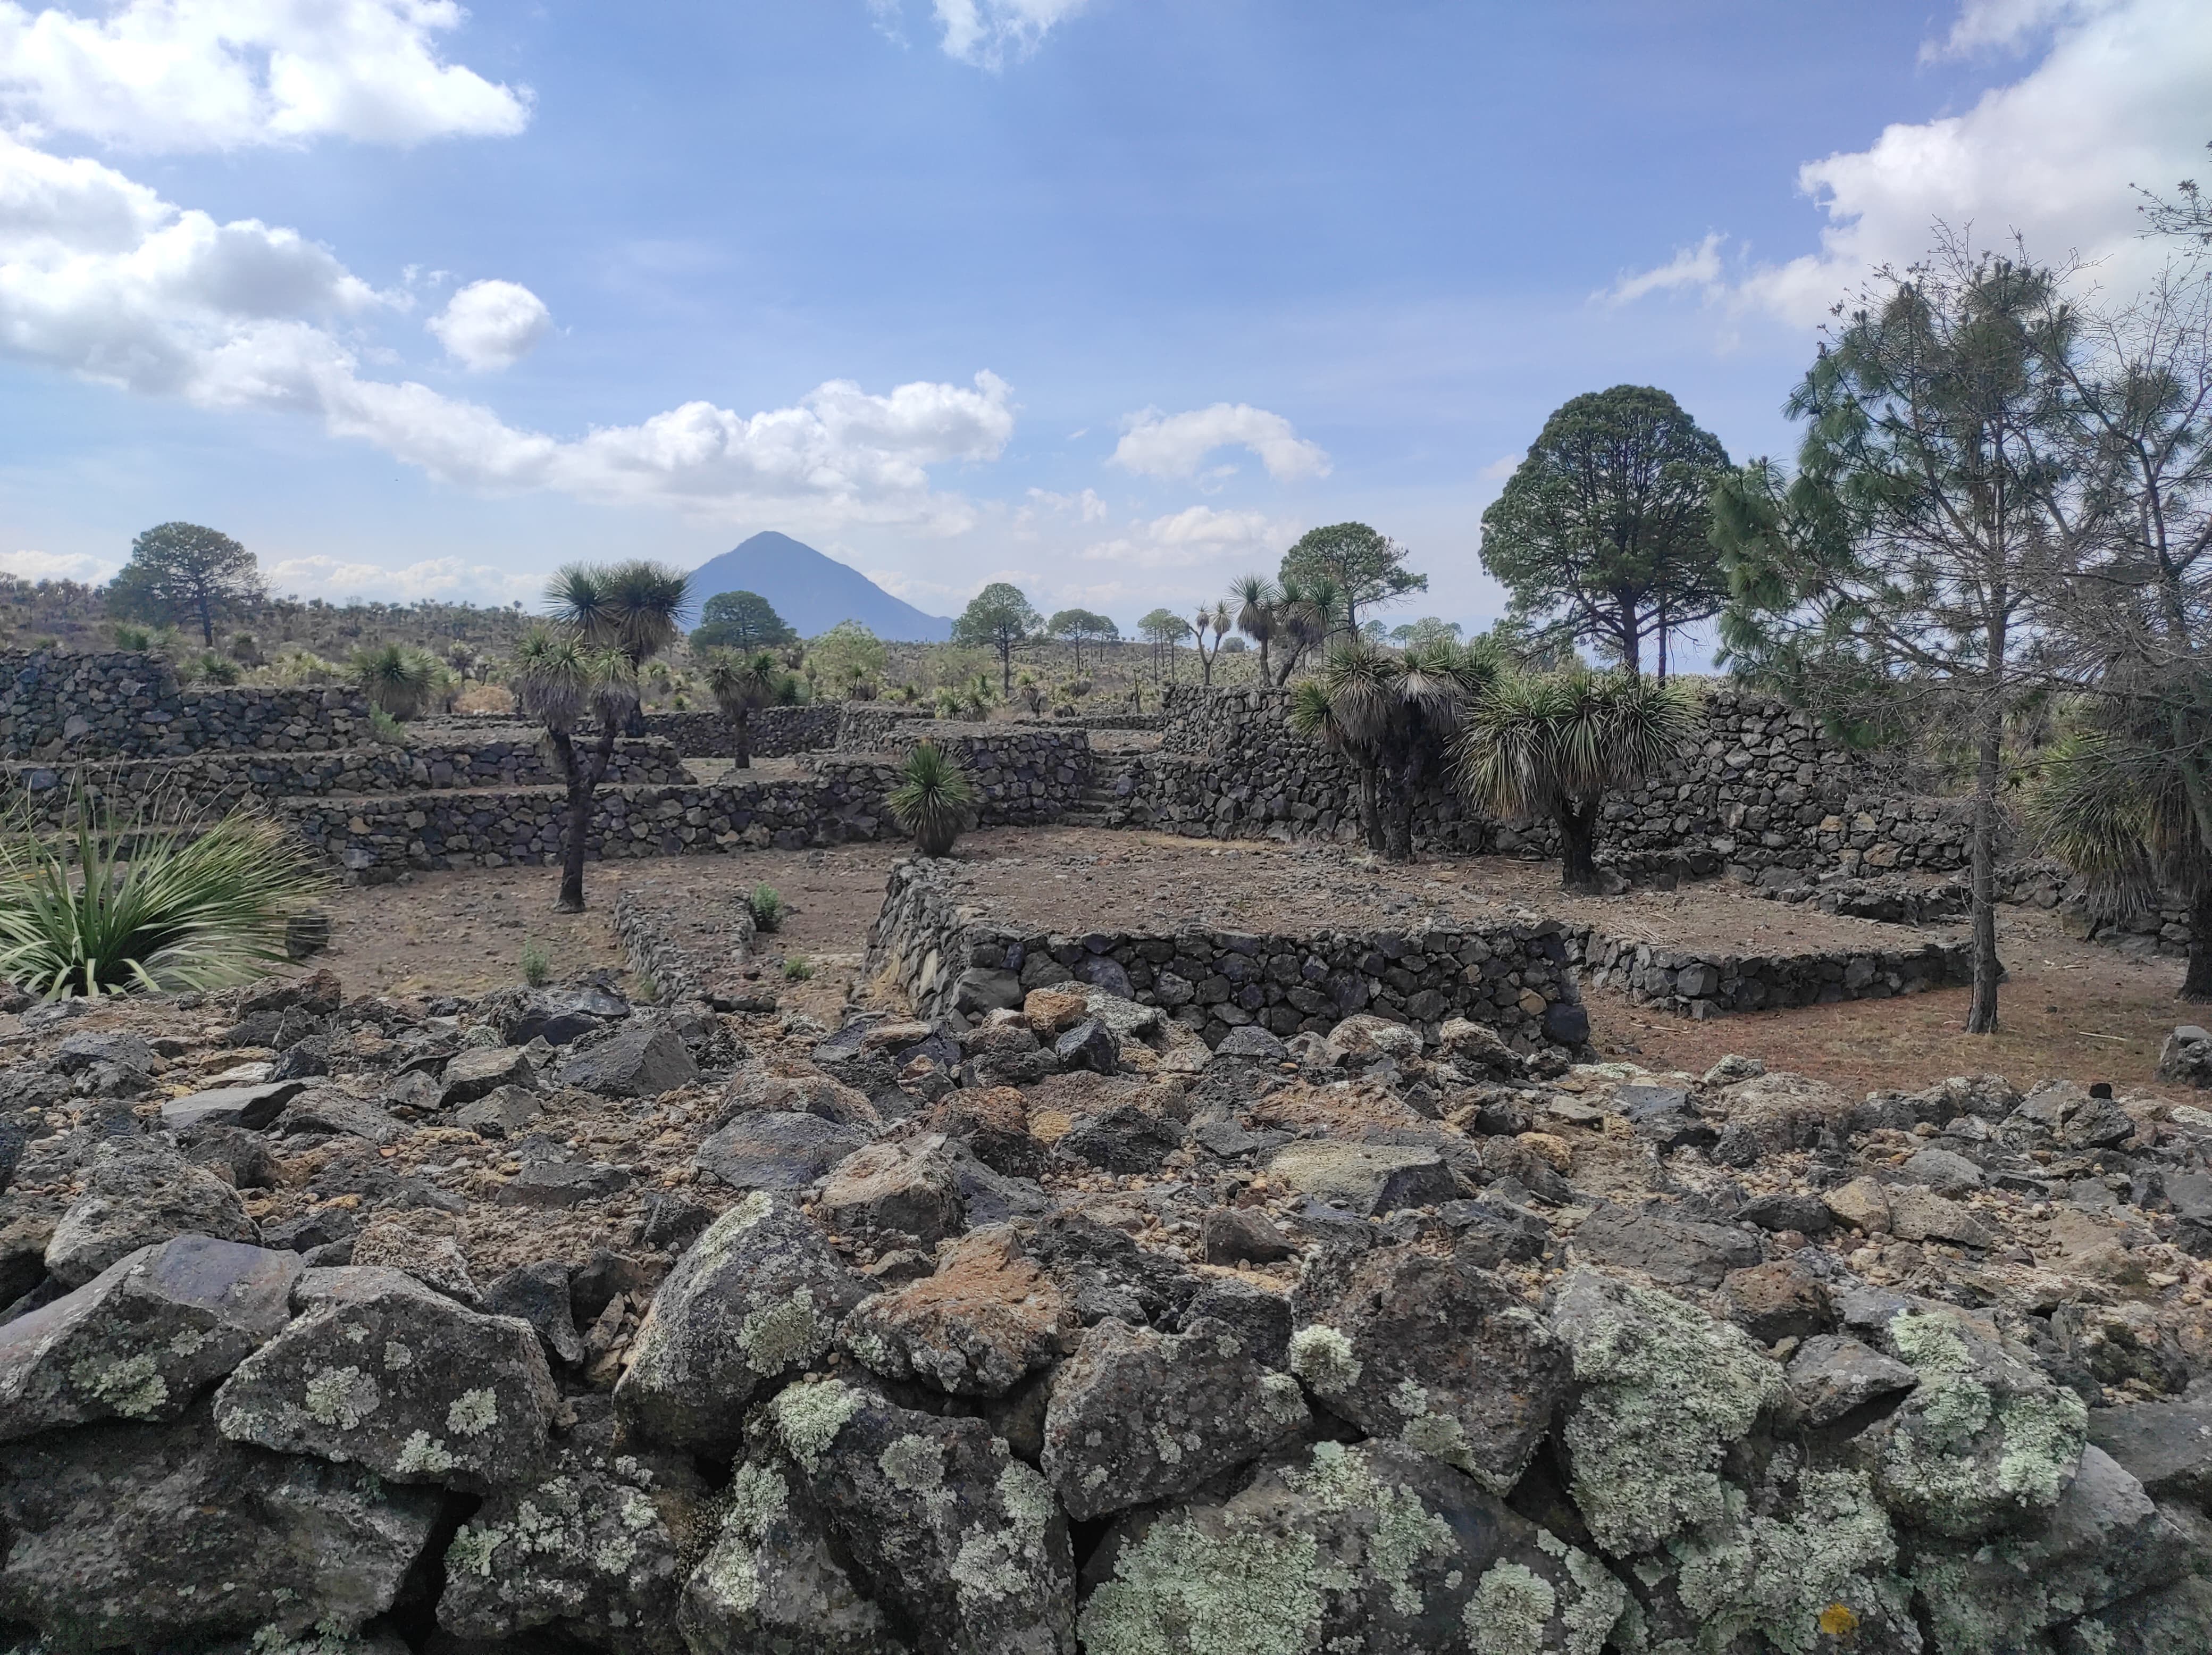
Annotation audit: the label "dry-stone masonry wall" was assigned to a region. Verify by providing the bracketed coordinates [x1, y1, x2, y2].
[866, 856, 1590, 1050]
[638, 704, 840, 758]
[1, 648, 368, 758]
[1573, 927, 1976, 1018]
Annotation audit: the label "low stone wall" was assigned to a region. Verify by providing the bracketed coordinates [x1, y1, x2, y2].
[641, 705, 840, 758]
[865, 858, 1589, 1051]
[285, 729, 1094, 876]
[3, 734, 690, 818]
[0, 649, 369, 758]
[834, 703, 938, 749]
[1573, 928, 1976, 1018]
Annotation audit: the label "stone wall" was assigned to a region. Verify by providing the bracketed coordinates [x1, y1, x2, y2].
[865, 857, 1590, 1051]
[0, 649, 368, 759]
[1121, 683, 1977, 884]
[1573, 928, 1975, 1018]
[639, 704, 840, 758]
[287, 728, 1095, 876]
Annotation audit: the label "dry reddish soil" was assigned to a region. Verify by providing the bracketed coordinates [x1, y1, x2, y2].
[304, 826, 2206, 1103]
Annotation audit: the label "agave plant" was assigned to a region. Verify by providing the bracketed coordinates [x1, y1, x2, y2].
[887, 741, 977, 857]
[1454, 666, 1694, 890]
[351, 642, 440, 720]
[0, 794, 330, 998]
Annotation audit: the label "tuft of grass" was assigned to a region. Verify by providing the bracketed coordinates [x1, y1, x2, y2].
[747, 882, 785, 933]
[635, 971, 661, 1002]
[112, 623, 153, 651]
[520, 938, 551, 987]
[0, 792, 331, 999]
[782, 956, 813, 982]
[367, 706, 410, 746]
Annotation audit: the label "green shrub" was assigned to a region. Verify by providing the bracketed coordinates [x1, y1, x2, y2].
[0, 796, 330, 998]
[521, 939, 551, 987]
[782, 956, 813, 982]
[112, 623, 153, 651]
[192, 650, 241, 686]
[747, 883, 785, 933]
[367, 707, 410, 746]
[636, 971, 661, 1002]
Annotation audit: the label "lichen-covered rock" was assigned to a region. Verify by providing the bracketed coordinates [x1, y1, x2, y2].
[1042, 1315, 1308, 1521]
[1786, 1334, 1921, 1429]
[211, 1264, 557, 1491]
[1549, 1268, 1785, 1557]
[755, 1378, 1076, 1655]
[0, 1233, 301, 1441]
[692, 1109, 870, 1191]
[815, 1133, 968, 1243]
[1078, 1437, 1629, 1655]
[613, 1192, 867, 1456]
[841, 1226, 1077, 1397]
[1024, 1211, 1201, 1329]
[0, 1401, 441, 1651]
[350, 1207, 479, 1302]
[43, 1144, 257, 1286]
[1286, 1245, 1568, 1494]
[1568, 1200, 1763, 1290]
[438, 1403, 714, 1655]
[1857, 1304, 2088, 1539]
[1264, 1141, 1458, 1216]
[680, 1456, 912, 1655]
[1911, 1444, 2189, 1654]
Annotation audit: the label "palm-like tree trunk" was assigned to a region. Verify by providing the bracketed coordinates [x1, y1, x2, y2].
[733, 707, 753, 770]
[1966, 705, 2004, 1033]
[1355, 761, 1384, 853]
[554, 723, 616, 913]
[2186, 886, 2212, 1001]
[1555, 797, 1602, 891]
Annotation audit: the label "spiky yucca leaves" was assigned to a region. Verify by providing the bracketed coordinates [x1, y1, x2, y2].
[545, 561, 692, 664]
[1231, 574, 1281, 683]
[351, 642, 442, 720]
[2028, 725, 2212, 998]
[887, 741, 978, 857]
[0, 795, 329, 998]
[706, 649, 784, 768]
[510, 622, 642, 912]
[1455, 666, 1695, 890]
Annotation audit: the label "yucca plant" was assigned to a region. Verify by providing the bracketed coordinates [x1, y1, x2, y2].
[1454, 666, 1695, 890]
[512, 621, 643, 913]
[352, 642, 439, 720]
[887, 741, 977, 857]
[705, 649, 782, 770]
[0, 795, 330, 998]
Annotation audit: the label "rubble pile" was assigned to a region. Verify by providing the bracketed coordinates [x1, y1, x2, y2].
[5, 958, 2212, 1654]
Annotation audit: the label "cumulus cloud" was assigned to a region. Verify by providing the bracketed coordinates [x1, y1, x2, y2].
[1021, 485, 1106, 523]
[0, 0, 530, 152]
[428, 278, 549, 371]
[1110, 403, 1331, 484]
[931, 0, 1086, 70]
[1, 545, 115, 581]
[1608, 0, 2212, 326]
[0, 132, 1017, 526]
[1075, 504, 1295, 572]
[266, 551, 536, 602]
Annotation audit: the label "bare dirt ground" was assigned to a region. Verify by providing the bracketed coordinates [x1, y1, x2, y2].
[303, 826, 2206, 1102]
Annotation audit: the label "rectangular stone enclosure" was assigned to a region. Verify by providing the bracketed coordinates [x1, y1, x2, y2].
[865, 859, 1591, 1052]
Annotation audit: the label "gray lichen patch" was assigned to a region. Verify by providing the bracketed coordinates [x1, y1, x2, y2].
[1288, 1324, 1361, 1390]
[737, 1289, 825, 1377]
[770, 1380, 862, 1474]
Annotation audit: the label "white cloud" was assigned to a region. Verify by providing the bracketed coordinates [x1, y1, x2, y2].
[0, 132, 1017, 528]
[1477, 452, 1523, 483]
[1076, 504, 1295, 572]
[1022, 485, 1105, 523]
[931, 0, 1085, 69]
[1, 545, 115, 581]
[266, 551, 535, 602]
[1109, 403, 1331, 483]
[427, 277, 549, 371]
[1610, 0, 2212, 327]
[1602, 232, 1724, 306]
[0, 0, 529, 152]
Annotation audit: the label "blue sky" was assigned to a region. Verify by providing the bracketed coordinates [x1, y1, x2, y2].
[1, 0, 2206, 641]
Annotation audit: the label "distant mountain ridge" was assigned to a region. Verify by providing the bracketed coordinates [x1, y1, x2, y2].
[688, 532, 953, 641]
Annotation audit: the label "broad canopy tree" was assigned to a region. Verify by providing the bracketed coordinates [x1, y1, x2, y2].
[1278, 523, 1426, 633]
[1046, 607, 1118, 674]
[1479, 386, 1731, 681]
[690, 590, 795, 653]
[106, 522, 265, 647]
[951, 582, 1043, 694]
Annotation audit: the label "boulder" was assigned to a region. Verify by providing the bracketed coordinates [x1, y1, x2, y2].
[496, 984, 632, 1047]
[1287, 1245, 1568, 1494]
[1265, 1141, 1457, 1216]
[438, 1405, 714, 1655]
[755, 1378, 1076, 1655]
[2158, 1025, 2212, 1088]
[1568, 1201, 1762, 1290]
[1055, 1102, 1185, 1173]
[1900, 1146, 1985, 1194]
[1858, 1303, 2089, 1539]
[1322, 1013, 1423, 1068]
[1201, 1206, 1294, 1265]
[276, 1086, 407, 1145]
[451, 1082, 546, 1138]
[0, 1403, 441, 1650]
[481, 1259, 586, 1367]
[350, 1207, 479, 1302]
[44, 1146, 257, 1287]
[614, 1193, 867, 1457]
[1435, 1017, 1525, 1079]
[2085, 1397, 2212, 1506]
[1178, 1276, 1292, 1369]
[1721, 1257, 1833, 1346]
[1214, 1024, 1289, 1062]
[1079, 1438, 1630, 1654]
[680, 1455, 910, 1655]
[717, 1068, 881, 1130]
[1043, 1315, 1308, 1521]
[559, 1022, 699, 1098]
[840, 1227, 1076, 1397]
[212, 1265, 558, 1491]
[158, 1078, 309, 1133]
[0, 1234, 301, 1441]
[1824, 1175, 1893, 1234]
[494, 1158, 636, 1208]
[181, 1123, 278, 1190]
[694, 1109, 869, 1190]
[1786, 1334, 1921, 1428]
[440, 1044, 538, 1106]
[1024, 988, 1091, 1037]
[1053, 1018, 1120, 1075]
[952, 966, 1024, 1015]
[815, 1134, 968, 1244]
[1549, 1269, 1784, 1556]
[919, 1087, 1047, 1180]
[1735, 1192, 1833, 1234]
[1885, 1184, 1996, 1249]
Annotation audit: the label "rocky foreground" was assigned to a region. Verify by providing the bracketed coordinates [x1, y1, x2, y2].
[4, 966, 2212, 1654]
